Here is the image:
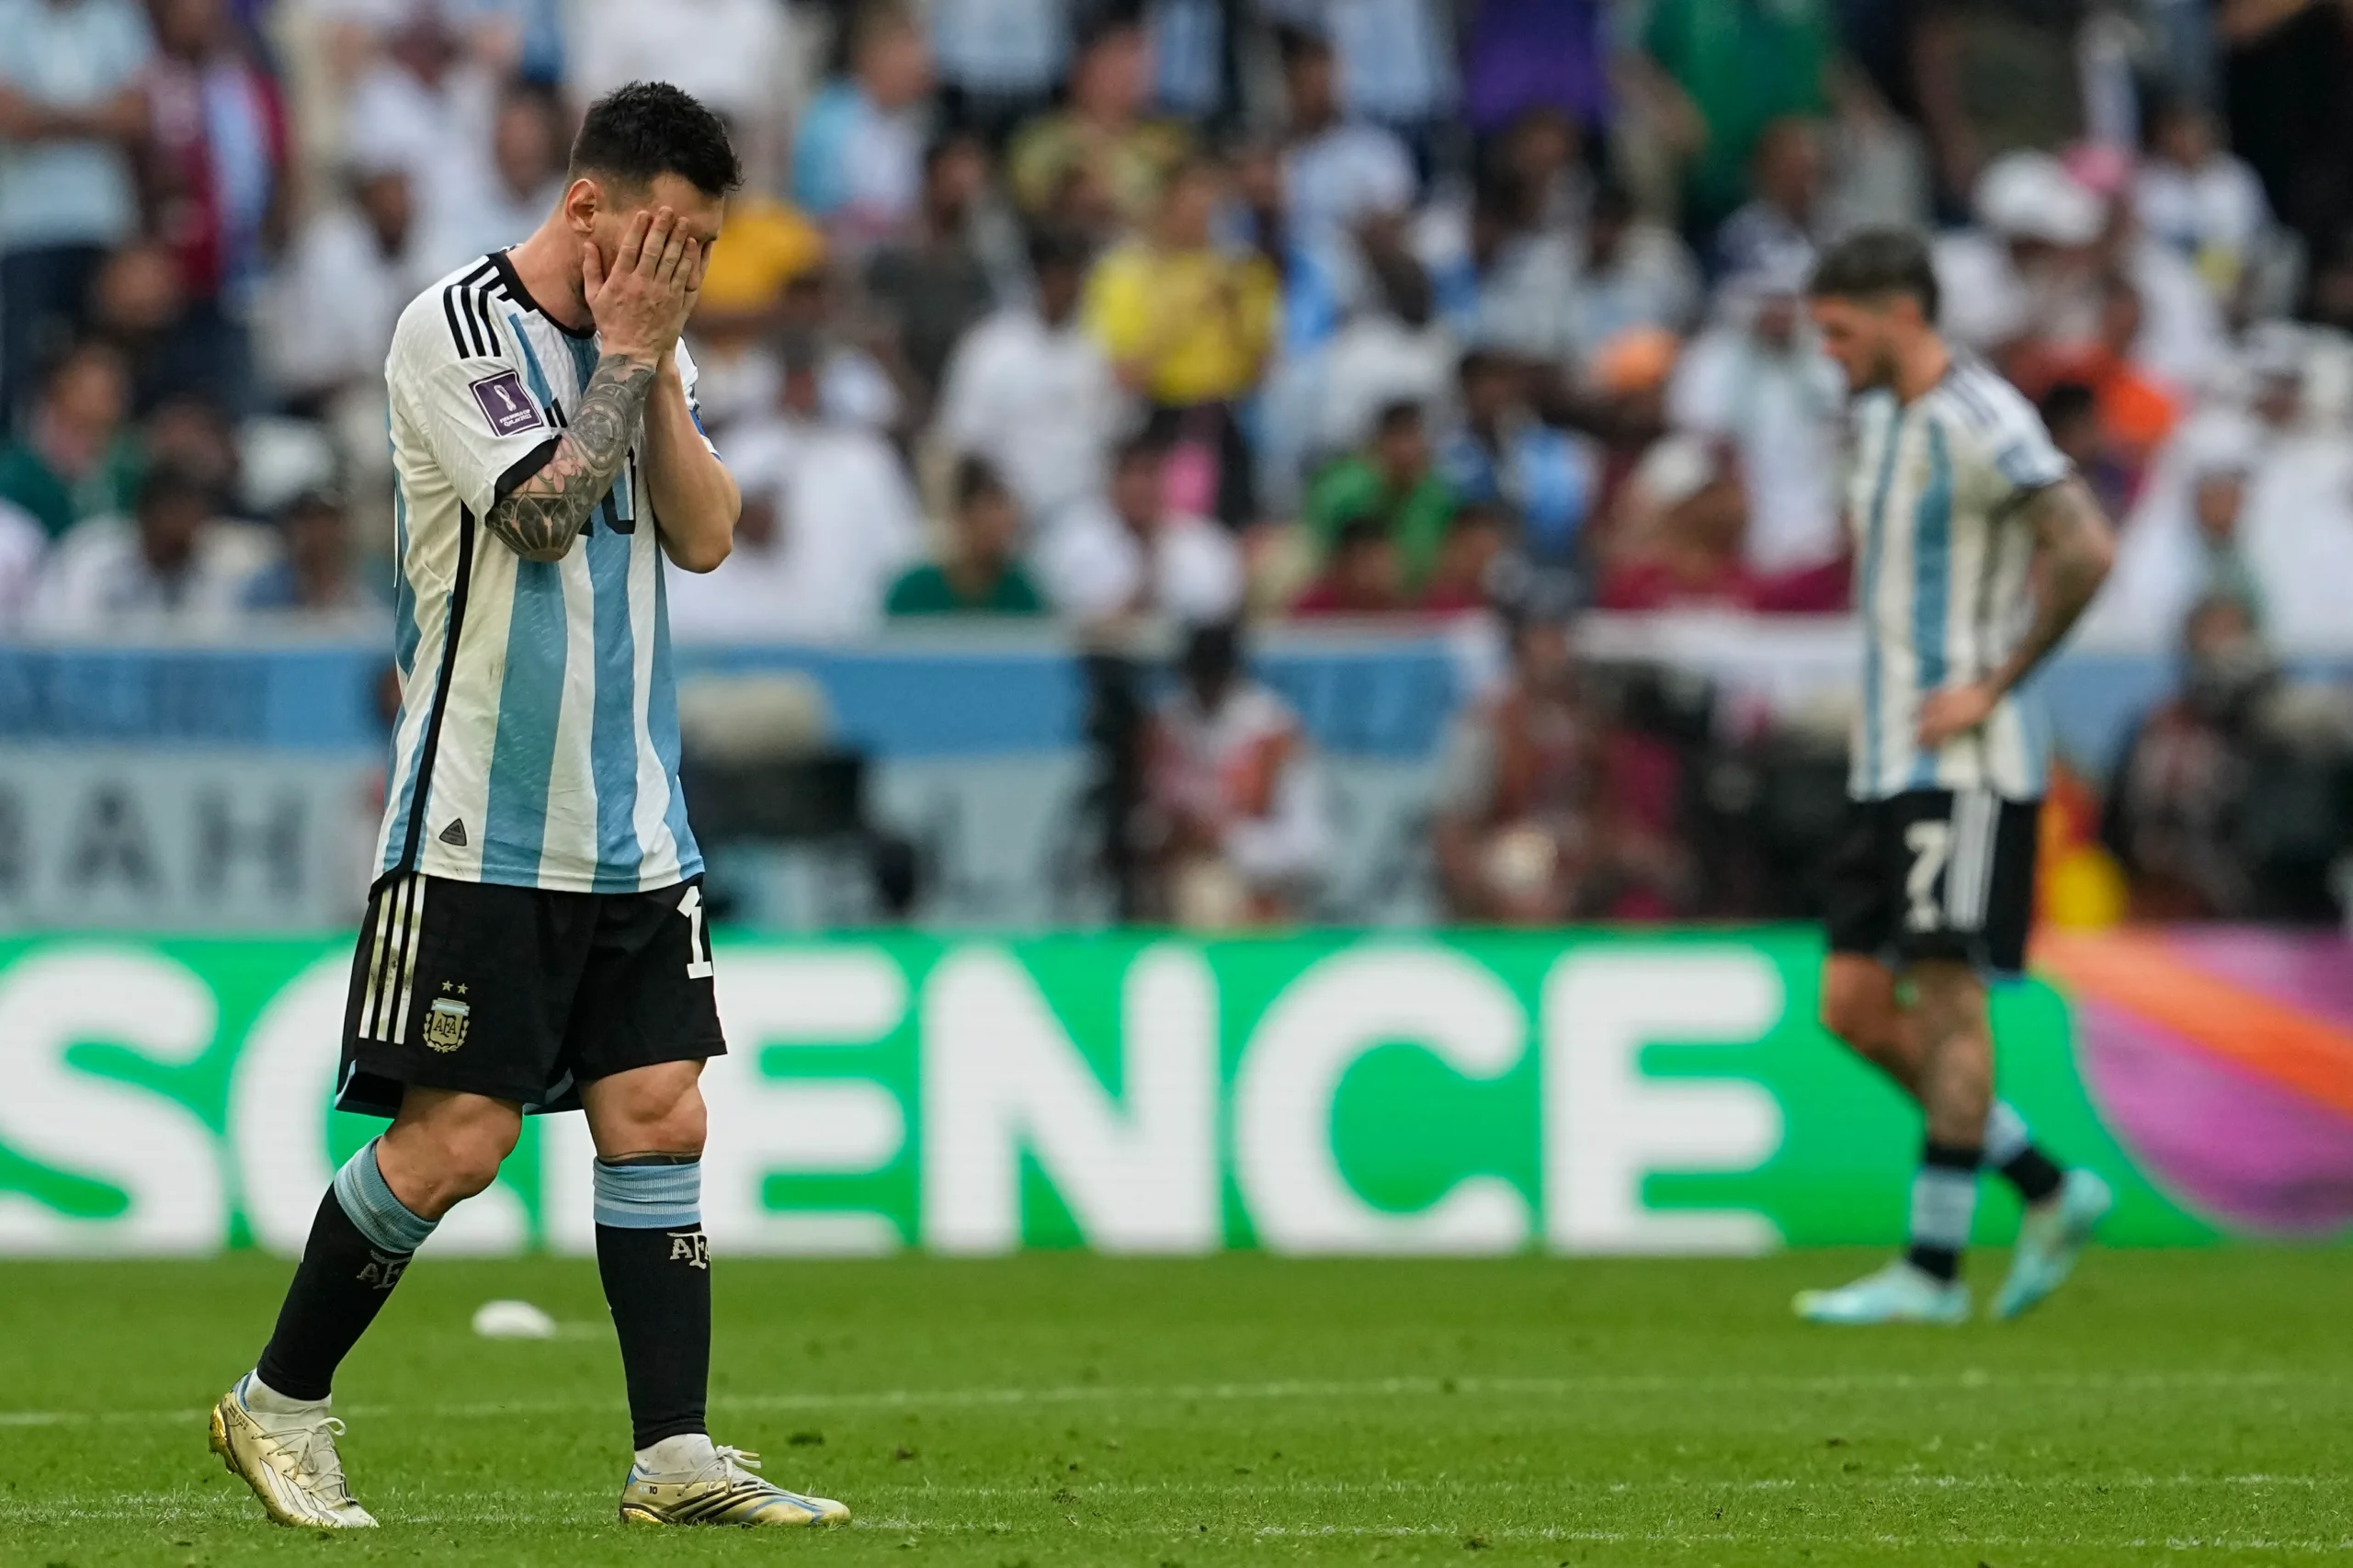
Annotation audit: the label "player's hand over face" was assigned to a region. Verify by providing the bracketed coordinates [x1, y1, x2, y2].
[582, 207, 702, 366]
[1918, 679, 1998, 749]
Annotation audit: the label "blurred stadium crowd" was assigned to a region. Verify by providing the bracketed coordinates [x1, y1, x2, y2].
[9, 0, 2353, 927]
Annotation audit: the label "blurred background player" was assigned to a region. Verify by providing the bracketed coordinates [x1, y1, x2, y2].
[1142, 619, 1329, 927]
[1798, 229, 2119, 1327]
[205, 83, 846, 1532]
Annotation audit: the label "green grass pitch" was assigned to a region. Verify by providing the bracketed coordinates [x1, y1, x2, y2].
[1, 1250, 2346, 1566]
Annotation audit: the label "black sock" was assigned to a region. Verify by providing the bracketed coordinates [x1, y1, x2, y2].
[1904, 1141, 1982, 1284]
[593, 1157, 710, 1450]
[1995, 1145, 2063, 1206]
[1984, 1101, 2064, 1205]
[255, 1187, 417, 1401]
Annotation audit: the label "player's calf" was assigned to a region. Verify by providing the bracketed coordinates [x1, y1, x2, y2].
[581, 1137, 851, 1528]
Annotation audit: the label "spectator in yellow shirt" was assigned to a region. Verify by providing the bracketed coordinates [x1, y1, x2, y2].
[1007, 13, 1189, 230]
[1085, 157, 1279, 528]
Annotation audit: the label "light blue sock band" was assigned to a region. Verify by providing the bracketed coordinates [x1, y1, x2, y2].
[1984, 1101, 2032, 1167]
[593, 1158, 701, 1230]
[331, 1139, 438, 1255]
[1908, 1165, 1980, 1254]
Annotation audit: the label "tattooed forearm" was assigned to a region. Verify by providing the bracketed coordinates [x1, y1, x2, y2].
[1992, 476, 2116, 696]
[483, 352, 657, 562]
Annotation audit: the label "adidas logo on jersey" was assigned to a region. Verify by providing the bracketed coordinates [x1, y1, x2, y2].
[439, 819, 469, 847]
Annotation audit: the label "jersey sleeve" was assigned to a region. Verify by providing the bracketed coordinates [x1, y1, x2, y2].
[1972, 381, 2073, 518]
[673, 339, 721, 459]
[387, 293, 562, 523]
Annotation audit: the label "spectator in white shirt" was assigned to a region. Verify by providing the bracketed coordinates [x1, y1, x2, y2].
[1040, 433, 1245, 628]
[1260, 246, 1456, 502]
[1665, 259, 1847, 574]
[2100, 341, 2353, 651]
[424, 80, 564, 267]
[34, 461, 266, 631]
[2135, 94, 2272, 314]
[791, 5, 934, 254]
[261, 145, 435, 414]
[1563, 181, 1700, 378]
[1277, 26, 1416, 244]
[935, 229, 1122, 527]
[1712, 116, 1826, 281]
[667, 351, 924, 642]
[1414, 166, 1576, 364]
[342, 14, 499, 260]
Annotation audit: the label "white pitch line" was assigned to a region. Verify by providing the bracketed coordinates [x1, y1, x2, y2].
[1, 1366, 2319, 1430]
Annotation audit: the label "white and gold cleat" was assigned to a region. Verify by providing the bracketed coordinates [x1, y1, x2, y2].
[619, 1444, 849, 1528]
[208, 1375, 378, 1528]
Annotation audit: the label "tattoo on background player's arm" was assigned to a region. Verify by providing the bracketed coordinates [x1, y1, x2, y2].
[483, 353, 656, 562]
[1998, 477, 2116, 693]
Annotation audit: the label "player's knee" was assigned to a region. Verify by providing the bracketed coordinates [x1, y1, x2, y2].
[428, 1122, 518, 1205]
[632, 1096, 705, 1159]
[592, 1069, 706, 1159]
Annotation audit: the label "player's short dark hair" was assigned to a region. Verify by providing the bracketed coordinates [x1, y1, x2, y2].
[570, 81, 741, 198]
[1807, 227, 1940, 323]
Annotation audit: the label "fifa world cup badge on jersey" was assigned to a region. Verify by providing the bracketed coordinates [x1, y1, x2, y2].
[469, 369, 542, 437]
[424, 994, 472, 1052]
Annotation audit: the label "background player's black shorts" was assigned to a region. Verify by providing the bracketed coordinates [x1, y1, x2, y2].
[335, 872, 726, 1119]
[1820, 789, 2041, 975]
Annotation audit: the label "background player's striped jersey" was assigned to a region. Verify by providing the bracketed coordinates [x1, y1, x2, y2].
[1843, 358, 2070, 802]
[370, 252, 707, 893]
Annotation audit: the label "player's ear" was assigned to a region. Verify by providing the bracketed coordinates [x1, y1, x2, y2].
[562, 176, 602, 234]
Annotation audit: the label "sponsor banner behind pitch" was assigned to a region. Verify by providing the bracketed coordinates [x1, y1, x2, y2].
[0, 930, 2308, 1258]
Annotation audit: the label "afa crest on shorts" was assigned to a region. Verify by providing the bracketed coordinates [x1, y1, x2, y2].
[425, 984, 472, 1053]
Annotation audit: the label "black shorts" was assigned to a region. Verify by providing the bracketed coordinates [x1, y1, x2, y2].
[335, 871, 726, 1119]
[1821, 790, 2041, 976]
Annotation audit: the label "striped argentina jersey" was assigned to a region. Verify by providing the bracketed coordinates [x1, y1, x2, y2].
[372, 251, 706, 892]
[1845, 358, 2070, 802]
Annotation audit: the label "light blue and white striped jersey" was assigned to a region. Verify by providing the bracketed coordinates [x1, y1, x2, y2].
[371, 251, 706, 893]
[1844, 358, 2070, 802]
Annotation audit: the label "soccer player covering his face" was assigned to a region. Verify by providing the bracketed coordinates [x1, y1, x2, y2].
[1795, 229, 2119, 1326]
[207, 83, 847, 1528]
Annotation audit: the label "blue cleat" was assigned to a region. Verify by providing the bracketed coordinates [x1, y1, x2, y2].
[1992, 1168, 2113, 1321]
[1794, 1260, 1970, 1325]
